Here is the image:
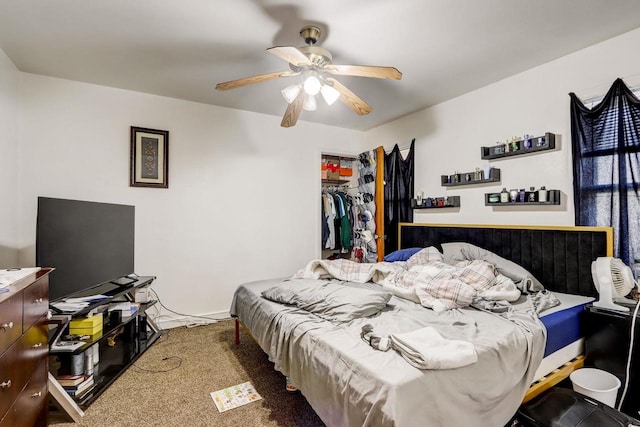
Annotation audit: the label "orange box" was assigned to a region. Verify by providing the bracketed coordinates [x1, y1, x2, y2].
[339, 159, 353, 176]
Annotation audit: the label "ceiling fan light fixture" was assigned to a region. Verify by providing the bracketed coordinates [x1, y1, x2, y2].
[281, 84, 301, 104]
[216, 25, 401, 128]
[320, 84, 340, 106]
[303, 75, 321, 96]
[303, 94, 317, 111]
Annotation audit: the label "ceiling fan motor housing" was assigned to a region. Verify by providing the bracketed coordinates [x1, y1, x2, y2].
[300, 25, 321, 45]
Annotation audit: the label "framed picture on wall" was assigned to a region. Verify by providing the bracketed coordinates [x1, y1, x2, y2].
[130, 126, 169, 188]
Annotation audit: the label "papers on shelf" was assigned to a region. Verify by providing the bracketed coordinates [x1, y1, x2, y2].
[64, 294, 111, 303]
[108, 301, 140, 317]
[51, 294, 111, 313]
[51, 340, 85, 352]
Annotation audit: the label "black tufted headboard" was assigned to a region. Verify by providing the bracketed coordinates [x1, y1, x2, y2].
[398, 223, 613, 297]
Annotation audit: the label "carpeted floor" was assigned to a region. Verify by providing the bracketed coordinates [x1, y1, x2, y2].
[49, 320, 325, 427]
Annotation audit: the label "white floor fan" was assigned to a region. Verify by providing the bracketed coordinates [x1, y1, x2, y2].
[592, 256, 637, 312]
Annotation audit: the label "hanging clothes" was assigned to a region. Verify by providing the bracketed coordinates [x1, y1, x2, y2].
[322, 193, 337, 250]
[384, 139, 415, 255]
[321, 190, 352, 253]
[321, 199, 329, 248]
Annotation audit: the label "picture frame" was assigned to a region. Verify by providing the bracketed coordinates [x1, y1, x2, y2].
[130, 126, 169, 188]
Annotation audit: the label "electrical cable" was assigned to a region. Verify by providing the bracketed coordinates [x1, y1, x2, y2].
[148, 288, 231, 326]
[617, 279, 640, 412]
[133, 356, 182, 373]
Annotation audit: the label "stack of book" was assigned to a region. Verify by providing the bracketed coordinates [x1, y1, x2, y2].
[56, 374, 94, 398]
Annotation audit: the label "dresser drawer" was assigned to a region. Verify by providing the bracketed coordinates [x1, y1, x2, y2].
[0, 292, 23, 356]
[23, 275, 49, 331]
[0, 321, 47, 420]
[21, 318, 48, 376]
[0, 362, 47, 427]
[0, 338, 26, 416]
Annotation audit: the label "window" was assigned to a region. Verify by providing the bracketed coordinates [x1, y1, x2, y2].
[570, 78, 640, 265]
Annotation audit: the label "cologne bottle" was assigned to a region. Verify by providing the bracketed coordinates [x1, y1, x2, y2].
[538, 186, 548, 202]
[500, 188, 509, 203]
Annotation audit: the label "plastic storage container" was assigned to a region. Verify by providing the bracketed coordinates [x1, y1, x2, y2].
[569, 368, 621, 407]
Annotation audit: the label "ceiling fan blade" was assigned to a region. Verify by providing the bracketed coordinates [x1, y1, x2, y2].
[215, 70, 297, 91]
[326, 65, 402, 80]
[281, 91, 305, 128]
[267, 46, 312, 67]
[325, 77, 372, 116]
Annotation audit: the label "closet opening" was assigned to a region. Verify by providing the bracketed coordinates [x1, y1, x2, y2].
[321, 151, 381, 263]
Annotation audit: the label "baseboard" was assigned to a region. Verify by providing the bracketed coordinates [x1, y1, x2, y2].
[152, 310, 231, 330]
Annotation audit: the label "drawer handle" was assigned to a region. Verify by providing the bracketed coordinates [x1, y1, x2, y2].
[0, 380, 11, 389]
[32, 342, 43, 349]
[31, 391, 42, 398]
[34, 297, 43, 304]
[1, 322, 13, 330]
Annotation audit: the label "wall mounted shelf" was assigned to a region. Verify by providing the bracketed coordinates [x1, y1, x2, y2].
[484, 190, 560, 206]
[322, 179, 351, 186]
[481, 133, 556, 160]
[412, 196, 460, 209]
[441, 168, 501, 187]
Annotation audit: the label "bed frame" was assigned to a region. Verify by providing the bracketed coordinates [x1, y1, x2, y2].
[398, 222, 613, 401]
[234, 223, 613, 407]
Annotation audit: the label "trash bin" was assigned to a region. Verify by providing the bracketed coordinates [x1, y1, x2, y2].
[569, 368, 621, 407]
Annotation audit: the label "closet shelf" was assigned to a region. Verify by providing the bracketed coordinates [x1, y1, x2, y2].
[322, 179, 351, 186]
[481, 132, 556, 160]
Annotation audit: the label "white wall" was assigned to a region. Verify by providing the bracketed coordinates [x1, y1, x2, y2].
[10, 26, 640, 323]
[0, 49, 20, 266]
[16, 73, 365, 323]
[365, 27, 640, 227]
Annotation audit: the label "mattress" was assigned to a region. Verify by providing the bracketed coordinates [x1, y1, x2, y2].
[231, 278, 546, 427]
[534, 292, 594, 380]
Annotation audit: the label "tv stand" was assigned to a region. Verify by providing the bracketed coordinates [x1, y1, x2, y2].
[48, 276, 160, 419]
[109, 276, 137, 286]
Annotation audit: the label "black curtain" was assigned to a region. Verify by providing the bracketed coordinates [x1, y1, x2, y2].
[384, 139, 415, 255]
[570, 78, 640, 265]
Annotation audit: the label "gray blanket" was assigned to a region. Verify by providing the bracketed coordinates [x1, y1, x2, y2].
[230, 278, 546, 427]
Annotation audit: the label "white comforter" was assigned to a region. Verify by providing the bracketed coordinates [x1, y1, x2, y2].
[292, 247, 522, 312]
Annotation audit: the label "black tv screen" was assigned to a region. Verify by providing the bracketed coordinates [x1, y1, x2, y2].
[36, 197, 135, 302]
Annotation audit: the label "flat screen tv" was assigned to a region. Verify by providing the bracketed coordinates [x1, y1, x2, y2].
[36, 197, 135, 302]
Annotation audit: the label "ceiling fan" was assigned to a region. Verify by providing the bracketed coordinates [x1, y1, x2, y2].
[215, 26, 402, 128]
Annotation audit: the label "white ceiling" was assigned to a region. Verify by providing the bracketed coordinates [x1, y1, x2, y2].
[2, 0, 640, 131]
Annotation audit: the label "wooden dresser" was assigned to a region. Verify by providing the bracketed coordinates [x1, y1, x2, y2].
[0, 268, 51, 427]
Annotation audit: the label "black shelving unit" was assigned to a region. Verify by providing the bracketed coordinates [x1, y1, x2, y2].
[412, 195, 460, 209]
[481, 132, 556, 160]
[441, 168, 501, 187]
[49, 276, 160, 409]
[484, 189, 561, 206]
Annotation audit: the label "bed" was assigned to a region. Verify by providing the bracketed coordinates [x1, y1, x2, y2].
[230, 223, 612, 426]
